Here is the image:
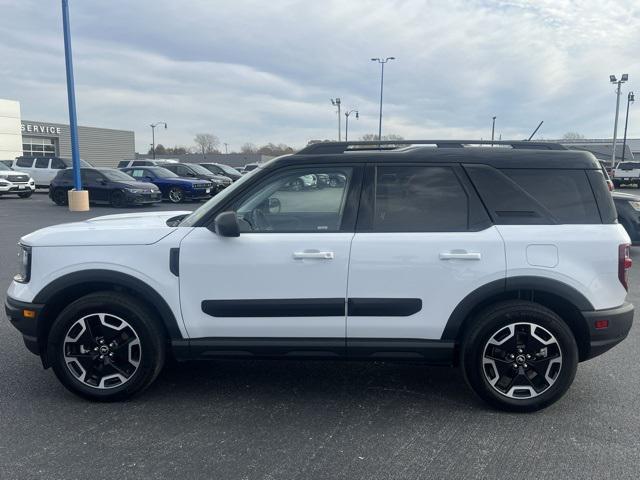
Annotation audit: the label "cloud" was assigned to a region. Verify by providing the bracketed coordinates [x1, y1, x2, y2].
[1, 0, 639, 152]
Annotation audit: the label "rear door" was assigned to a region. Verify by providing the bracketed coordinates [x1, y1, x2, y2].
[346, 164, 506, 351]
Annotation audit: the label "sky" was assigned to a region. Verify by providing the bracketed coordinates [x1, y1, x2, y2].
[1, 0, 639, 153]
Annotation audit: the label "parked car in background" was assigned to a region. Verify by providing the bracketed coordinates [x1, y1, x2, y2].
[12, 157, 92, 188]
[117, 159, 179, 168]
[49, 168, 161, 207]
[0, 162, 35, 198]
[121, 166, 213, 203]
[613, 190, 640, 243]
[198, 163, 242, 181]
[241, 163, 260, 174]
[161, 163, 231, 193]
[612, 161, 640, 188]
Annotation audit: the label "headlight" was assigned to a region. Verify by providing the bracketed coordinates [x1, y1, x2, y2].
[628, 201, 640, 212]
[14, 244, 31, 283]
[0, 179, 9, 185]
[126, 188, 144, 193]
[29, 179, 35, 185]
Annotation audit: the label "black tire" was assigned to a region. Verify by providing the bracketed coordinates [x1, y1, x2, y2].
[110, 190, 126, 208]
[47, 291, 165, 401]
[18, 191, 33, 198]
[461, 300, 578, 412]
[168, 187, 185, 203]
[52, 188, 68, 206]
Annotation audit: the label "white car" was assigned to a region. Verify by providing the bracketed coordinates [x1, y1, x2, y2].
[12, 157, 92, 188]
[612, 161, 640, 188]
[0, 162, 35, 198]
[5, 140, 634, 411]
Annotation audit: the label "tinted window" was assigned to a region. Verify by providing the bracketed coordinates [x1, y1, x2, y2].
[502, 169, 600, 224]
[132, 161, 152, 166]
[619, 162, 640, 170]
[176, 165, 192, 176]
[35, 158, 50, 168]
[51, 158, 67, 169]
[235, 168, 353, 232]
[117, 161, 129, 168]
[16, 158, 33, 168]
[102, 169, 134, 181]
[82, 170, 104, 183]
[373, 166, 468, 232]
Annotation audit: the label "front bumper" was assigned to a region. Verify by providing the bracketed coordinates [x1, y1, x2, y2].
[582, 302, 634, 360]
[0, 182, 35, 193]
[124, 191, 162, 205]
[186, 188, 212, 200]
[4, 296, 43, 355]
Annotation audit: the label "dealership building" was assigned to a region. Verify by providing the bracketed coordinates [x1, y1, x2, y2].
[0, 99, 135, 168]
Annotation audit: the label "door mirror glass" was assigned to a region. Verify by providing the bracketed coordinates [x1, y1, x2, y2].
[212, 211, 240, 237]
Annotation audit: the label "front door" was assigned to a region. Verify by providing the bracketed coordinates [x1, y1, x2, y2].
[179, 165, 361, 348]
[346, 164, 506, 348]
[82, 170, 110, 203]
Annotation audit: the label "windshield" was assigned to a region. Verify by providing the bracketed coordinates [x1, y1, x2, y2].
[151, 167, 179, 178]
[180, 166, 262, 227]
[189, 164, 214, 175]
[62, 158, 92, 168]
[217, 164, 241, 175]
[0, 163, 11, 171]
[101, 169, 135, 181]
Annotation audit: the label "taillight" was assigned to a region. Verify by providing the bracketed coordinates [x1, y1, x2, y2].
[618, 243, 632, 290]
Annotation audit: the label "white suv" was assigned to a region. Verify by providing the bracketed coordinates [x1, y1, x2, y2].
[5, 140, 634, 411]
[0, 162, 35, 198]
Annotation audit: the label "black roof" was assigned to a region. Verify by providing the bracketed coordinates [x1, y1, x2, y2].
[264, 140, 601, 170]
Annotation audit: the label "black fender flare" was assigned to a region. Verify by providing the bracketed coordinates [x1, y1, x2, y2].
[441, 276, 594, 340]
[33, 269, 184, 340]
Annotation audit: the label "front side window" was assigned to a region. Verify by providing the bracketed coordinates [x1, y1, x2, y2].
[35, 158, 50, 169]
[235, 167, 353, 232]
[82, 170, 105, 184]
[16, 158, 33, 168]
[374, 166, 469, 232]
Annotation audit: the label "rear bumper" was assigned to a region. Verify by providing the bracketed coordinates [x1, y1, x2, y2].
[4, 296, 43, 355]
[582, 302, 634, 360]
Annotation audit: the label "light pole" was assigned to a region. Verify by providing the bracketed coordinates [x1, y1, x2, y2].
[224, 143, 229, 154]
[491, 116, 496, 146]
[331, 98, 341, 141]
[150, 122, 167, 159]
[344, 110, 359, 142]
[371, 57, 395, 141]
[621, 91, 635, 163]
[610, 74, 629, 168]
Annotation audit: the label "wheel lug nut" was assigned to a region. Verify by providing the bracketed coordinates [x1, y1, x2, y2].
[517, 349, 523, 354]
[109, 352, 114, 357]
[508, 354, 515, 360]
[523, 363, 528, 368]
[526, 354, 531, 359]
[513, 363, 518, 369]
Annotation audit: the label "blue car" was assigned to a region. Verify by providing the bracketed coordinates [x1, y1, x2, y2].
[121, 166, 213, 203]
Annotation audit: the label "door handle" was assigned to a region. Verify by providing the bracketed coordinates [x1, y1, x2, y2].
[293, 251, 334, 260]
[439, 251, 482, 260]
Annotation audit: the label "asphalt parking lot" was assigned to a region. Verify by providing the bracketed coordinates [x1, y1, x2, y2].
[1, 192, 640, 479]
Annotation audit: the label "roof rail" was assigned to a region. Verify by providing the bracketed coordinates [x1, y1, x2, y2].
[298, 140, 568, 155]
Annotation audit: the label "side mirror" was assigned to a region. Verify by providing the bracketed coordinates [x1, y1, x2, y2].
[212, 211, 240, 237]
[144, 176, 153, 182]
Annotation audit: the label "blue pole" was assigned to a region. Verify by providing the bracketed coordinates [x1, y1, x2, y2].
[61, 0, 82, 191]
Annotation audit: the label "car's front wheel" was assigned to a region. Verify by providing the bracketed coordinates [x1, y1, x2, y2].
[110, 190, 126, 208]
[47, 292, 165, 401]
[461, 300, 578, 412]
[168, 187, 185, 203]
[52, 188, 68, 206]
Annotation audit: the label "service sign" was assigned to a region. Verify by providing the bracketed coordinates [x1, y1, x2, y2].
[21, 123, 62, 135]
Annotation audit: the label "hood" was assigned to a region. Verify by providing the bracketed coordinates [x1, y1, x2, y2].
[113, 180, 158, 190]
[21, 210, 192, 247]
[0, 169, 30, 178]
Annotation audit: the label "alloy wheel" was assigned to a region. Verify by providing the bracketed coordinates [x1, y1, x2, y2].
[482, 322, 562, 399]
[169, 188, 184, 203]
[63, 313, 141, 389]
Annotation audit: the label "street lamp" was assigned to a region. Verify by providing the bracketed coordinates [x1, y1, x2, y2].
[344, 109, 359, 142]
[621, 91, 635, 163]
[610, 74, 629, 168]
[150, 122, 167, 159]
[491, 116, 497, 146]
[330, 98, 342, 141]
[371, 57, 396, 141]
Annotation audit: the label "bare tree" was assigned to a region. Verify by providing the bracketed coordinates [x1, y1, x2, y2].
[562, 132, 585, 140]
[194, 133, 220, 157]
[240, 142, 258, 153]
[257, 143, 295, 156]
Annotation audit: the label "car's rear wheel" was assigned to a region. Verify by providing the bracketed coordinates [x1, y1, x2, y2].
[47, 292, 165, 401]
[168, 187, 185, 203]
[18, 191, 33, 198]
[52, 188, 68, 206]
[461, 300, 578, 412]
[110, 190, 126, 208]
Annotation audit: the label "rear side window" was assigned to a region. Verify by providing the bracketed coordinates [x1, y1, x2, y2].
[16, 158, 33, 168]
[51, 158, 67, 169]
[374, 166, 468, 231]
[465, 164, 601, 224]
[117, 161, 129, 168]
[619, 162, 640, 170]
[501, 169, 600, 224]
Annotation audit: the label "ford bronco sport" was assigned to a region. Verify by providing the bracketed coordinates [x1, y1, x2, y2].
[5, 140, 634, 411]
